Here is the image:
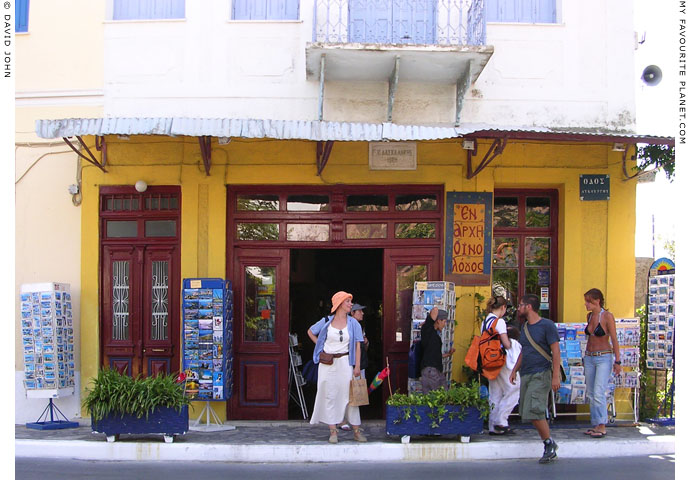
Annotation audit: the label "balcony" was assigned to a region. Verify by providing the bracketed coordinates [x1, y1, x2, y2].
[306, 0, 493, 84]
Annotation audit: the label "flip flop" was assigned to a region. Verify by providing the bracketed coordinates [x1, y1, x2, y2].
[488, 430, 506, 435]
[584, 429, 597, 435]
[590, 431, 606, 438]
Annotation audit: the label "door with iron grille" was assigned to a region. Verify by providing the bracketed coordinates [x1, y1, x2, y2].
[100, 186, 181, 377]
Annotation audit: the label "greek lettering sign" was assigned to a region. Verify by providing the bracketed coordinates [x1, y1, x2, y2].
[445, 192, 492, 286]
[579, 174, 610, 201]
[369, 142, 417, 170]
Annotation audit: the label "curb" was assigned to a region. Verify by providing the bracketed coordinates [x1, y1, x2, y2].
[15, 436, 675, 463]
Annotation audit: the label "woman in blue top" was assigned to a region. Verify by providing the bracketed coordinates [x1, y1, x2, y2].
[307, 291, 366, 444]
[583, 288, 622, 438]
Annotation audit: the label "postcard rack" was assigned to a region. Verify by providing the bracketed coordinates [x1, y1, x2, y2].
[288, 333, 308, 419]
[551, 319, 640, 423]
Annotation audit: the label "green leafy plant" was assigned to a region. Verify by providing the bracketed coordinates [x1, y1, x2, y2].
[387, 381, 491, 427]
[83, 369, 191, 422]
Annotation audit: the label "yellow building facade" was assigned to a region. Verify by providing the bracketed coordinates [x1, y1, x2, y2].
[73, 131, 639, 420]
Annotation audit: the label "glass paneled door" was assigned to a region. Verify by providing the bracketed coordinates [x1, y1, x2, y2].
[100, 186, 181, 378]
[102, 244, 180, 377]
[382, 247, 439, 402]
[492, 190, 558, 323]
[230, 249, 290, 420]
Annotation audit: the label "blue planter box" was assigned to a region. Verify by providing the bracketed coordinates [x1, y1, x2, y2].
[386, 404, 483, 438]
[91, 405, 189, 442]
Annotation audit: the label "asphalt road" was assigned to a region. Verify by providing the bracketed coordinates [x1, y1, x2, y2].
[15, 455, 675, 480]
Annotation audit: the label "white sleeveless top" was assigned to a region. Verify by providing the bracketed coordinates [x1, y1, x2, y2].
[324, 324, 349, 354]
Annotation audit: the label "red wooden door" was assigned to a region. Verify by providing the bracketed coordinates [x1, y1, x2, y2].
[102, 244, 180, 377]
[382, 247, 439, 403]
[230, 248, 290, 419]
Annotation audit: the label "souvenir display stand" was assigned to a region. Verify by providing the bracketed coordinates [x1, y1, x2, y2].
[551, 319, 640, 423]
[21, 282, 79, 430]
[408, 281, 456, 393]
[182, 278, 235, 431]
[646, 261, 675, 425]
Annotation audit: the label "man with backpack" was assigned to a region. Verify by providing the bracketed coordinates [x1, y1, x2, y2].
[510, 294, 561, 464]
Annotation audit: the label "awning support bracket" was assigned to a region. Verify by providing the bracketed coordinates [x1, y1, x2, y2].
[466, 137, 507, 179]
[62, 135, 107, 172]
[455, 63, 471, 126]
[621, 144, 642, 181]
[318, 54, 326, 121]
[316, 140, 334, 176]
[198, 136, 212, 176]
[387, 56, 400, 123]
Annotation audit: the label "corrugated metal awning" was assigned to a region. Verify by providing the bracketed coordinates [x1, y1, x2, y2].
[34, 117, 675, 144]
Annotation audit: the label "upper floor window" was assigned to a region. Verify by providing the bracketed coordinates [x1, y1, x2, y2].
[486, 0, 557, 23]
[113, 0, 185, 20]
[232, 0, 299, 20]
[16, 0, 29, 32]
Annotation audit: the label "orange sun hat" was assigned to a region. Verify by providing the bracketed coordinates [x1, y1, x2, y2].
[331, 291, 353, 313]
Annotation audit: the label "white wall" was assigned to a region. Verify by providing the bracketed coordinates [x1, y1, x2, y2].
[103, 0, 636, 130]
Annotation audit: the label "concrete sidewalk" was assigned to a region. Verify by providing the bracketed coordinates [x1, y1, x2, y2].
[15, 420, 675, 463]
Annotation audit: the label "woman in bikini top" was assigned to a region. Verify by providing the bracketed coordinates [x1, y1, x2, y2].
[582, 288, 622, 438]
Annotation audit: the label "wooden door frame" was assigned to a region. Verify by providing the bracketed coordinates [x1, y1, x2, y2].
[229, 248, 290, 419]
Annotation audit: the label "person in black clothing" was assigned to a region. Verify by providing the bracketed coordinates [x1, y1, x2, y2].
[420, 307, 455, 393]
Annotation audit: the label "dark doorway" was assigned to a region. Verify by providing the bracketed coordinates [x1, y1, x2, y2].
[288, 248, 384, 420]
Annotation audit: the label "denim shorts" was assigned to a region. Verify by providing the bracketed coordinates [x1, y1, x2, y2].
[518, 369, 551, 421]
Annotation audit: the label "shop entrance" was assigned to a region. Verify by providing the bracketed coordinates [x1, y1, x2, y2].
[288, 248, 384, 420]
[227, 185, 443, 420]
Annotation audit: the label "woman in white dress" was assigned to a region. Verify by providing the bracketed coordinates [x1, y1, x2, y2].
[308, 291, 367, 444]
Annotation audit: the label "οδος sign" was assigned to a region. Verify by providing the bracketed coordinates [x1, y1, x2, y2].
[579, 174, 610, 201]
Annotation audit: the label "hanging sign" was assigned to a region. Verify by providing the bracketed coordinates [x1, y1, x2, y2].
[579, 174, 610, 201]
[445, 192, 492, 286]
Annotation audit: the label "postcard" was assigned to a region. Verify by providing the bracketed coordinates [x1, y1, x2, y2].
[213, 331, 223, 344]
[183, 289, 200, 300]
[213, 386, 224, 400]
[198, 298, 212, 309]
[214, 344, 223, 358]
[199, 369, 213, 381]
[213, 359, 223, 372]
[198, 309, 213, 319]
[184, 309, 199, 320]
[199, 329, 213, 343]
[213, 317, 223, 330]
[199, 349, 214, 360]
[571, 385, 586, 404]
[183, 299, 199, 309]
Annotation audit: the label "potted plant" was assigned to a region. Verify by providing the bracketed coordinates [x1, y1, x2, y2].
[386, 381, 490, 443]
[83, 369, 191, 443]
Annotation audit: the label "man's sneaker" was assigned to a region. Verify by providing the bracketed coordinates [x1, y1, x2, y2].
[539, 439, 558, 464]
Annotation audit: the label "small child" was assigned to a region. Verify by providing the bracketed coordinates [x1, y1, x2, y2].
[489, 325, 522, 434]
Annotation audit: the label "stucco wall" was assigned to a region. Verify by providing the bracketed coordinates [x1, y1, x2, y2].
[102, 0, 635, 129]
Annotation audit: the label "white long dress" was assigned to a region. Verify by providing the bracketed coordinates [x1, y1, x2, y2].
[310, 325, 361, 426]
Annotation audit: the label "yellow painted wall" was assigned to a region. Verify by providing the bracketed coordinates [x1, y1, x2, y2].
[78, 135, 637, 419]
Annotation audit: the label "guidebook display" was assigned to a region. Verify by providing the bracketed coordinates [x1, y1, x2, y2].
[554, 319, 640, 405]
[20, 282, 75, 396]
[408, 281, 456, 393]
[182, 278, 233, 401]
[646, 273, 675, 370]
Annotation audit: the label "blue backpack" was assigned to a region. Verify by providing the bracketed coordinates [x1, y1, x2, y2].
[408, 340, 424, 378]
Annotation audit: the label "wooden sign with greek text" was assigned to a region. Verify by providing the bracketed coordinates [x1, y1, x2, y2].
[445, 192, 492, 286]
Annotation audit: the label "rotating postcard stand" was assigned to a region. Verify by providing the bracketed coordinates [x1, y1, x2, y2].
[182, 278, 236, 432]
[21, 283, 79, 430]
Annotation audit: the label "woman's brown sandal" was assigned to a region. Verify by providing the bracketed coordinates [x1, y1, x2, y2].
[353, 427, 368, 443]
[329, 429, 338, 444]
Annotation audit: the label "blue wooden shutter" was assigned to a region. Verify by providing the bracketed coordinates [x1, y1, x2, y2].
[15, 0, 30, 32]
[113, 0, 185, 20]
[234, 0, 299, 20]
[393, 0, 435, 44]
[348, 0, 369, 42]
[486, 0, 556, 23]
